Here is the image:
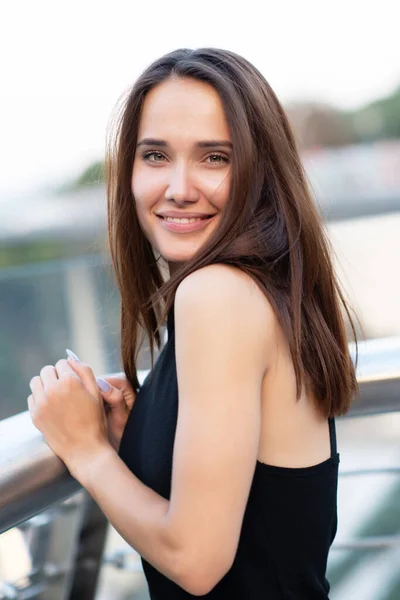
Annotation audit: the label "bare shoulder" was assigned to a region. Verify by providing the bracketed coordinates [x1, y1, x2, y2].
[175, 264, 278, 368]
[175, 263, 275, 323]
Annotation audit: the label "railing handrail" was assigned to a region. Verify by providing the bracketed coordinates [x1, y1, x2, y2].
[1, 336, 399, 535]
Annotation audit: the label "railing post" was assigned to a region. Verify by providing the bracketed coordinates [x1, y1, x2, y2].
[68, 497, 109, 600]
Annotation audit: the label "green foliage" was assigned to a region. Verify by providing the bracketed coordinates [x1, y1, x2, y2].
[347, 85, 400, 143]
[58, 160, 106, 193]
[75, 160, 106, 186]
[0, 235, 107, 268]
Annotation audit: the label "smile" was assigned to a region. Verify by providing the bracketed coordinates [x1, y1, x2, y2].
[164, 216, 205, 223]
[157, 214, 216, 233]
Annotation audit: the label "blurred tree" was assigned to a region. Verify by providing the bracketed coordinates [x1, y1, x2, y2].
[58, 160, 106, 193]
[0, 236, 107, 268]
[349, 85, 400, 142]
[286, 83, 400, 149]
[75, 160, 106, 186]
[286, 102, 352, 149]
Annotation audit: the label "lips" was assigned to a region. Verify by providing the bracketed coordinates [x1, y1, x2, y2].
[156, 213, 214, 220]
[157, 213, 216, 233]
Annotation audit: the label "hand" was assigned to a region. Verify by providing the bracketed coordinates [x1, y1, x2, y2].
[28, 357, 110, 477]
[95, 373, 137, 451]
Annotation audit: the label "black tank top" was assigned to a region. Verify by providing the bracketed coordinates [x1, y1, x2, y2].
[119, 303, 339, 599]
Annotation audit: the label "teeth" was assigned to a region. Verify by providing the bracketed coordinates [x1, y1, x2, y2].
[164, 217, 203, 223]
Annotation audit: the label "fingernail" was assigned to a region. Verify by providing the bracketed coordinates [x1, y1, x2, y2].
[66, 349, 80, 361]
[96, 377, 111, 392]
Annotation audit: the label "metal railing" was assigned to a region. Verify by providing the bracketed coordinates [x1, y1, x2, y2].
[0, 337, 399, 598]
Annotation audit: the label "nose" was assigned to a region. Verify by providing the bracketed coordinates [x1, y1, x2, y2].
[164, 162, 199, 205]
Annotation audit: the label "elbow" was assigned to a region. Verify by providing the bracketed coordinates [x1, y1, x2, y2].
[173, 551, 234, 596]
[160, 519, 236, 594]
[182, 579, 224, 597]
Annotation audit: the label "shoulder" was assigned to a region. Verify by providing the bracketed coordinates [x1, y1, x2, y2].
[175, 264, 277, 366]
[175, 263, 275, 323]
[176, 263, 253, 295]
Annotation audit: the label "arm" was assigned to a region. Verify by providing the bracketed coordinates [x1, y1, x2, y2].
[71, 264, 275, 595]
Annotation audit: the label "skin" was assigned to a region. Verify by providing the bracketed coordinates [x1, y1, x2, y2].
[27, 77, 331, 595]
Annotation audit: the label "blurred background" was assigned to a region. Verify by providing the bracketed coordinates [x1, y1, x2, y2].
[0, 0, 399, 598]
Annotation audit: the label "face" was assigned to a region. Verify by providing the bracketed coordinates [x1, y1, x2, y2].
[131, 77, 232, 273]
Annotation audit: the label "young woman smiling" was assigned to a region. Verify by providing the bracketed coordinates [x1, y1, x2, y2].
[28, 48, 358, 598]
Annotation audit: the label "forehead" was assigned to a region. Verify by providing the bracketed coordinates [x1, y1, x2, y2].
[137, 77, 231, 140]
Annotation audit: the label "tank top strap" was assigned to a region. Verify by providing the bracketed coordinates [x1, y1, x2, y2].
[328, 417, 337, 457]
[167, 301, 175, 338]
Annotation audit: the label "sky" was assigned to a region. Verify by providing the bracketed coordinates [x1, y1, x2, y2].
[0, 0, 399, 198]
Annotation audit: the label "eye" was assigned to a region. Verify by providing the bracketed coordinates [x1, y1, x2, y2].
[142, 151, 167, 163]
[205, 153, 230, 165]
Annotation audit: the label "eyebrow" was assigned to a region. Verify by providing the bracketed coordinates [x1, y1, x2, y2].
[136, 138, 233, 149]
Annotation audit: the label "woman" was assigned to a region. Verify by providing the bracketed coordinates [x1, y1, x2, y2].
[28, 48, 358, 598]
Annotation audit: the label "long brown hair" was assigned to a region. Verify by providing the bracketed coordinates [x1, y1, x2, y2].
[106, 47, 358, 417]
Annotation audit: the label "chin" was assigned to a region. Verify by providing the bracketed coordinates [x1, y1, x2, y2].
[163, 251, 196, 264]
[157, 241, 203, 265]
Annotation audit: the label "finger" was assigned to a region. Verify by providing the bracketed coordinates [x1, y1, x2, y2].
[39, 365, 59, 390]
[27, 394, 38, 425]
[55, 358, 80, 379]
[101, 376, 136, 410]
[95, 378, 124, 407]
[101, 375, 128, 390]
[27, 393, 35, 411]
[29, 376, 46, 403]
[59, 357, 99, 400]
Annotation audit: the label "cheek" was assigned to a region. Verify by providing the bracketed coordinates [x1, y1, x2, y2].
[131, 172, 156, 241]
[131, 185, 152, 214]
[131, 164, 163, 212]
[202, 172, 230, 210]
